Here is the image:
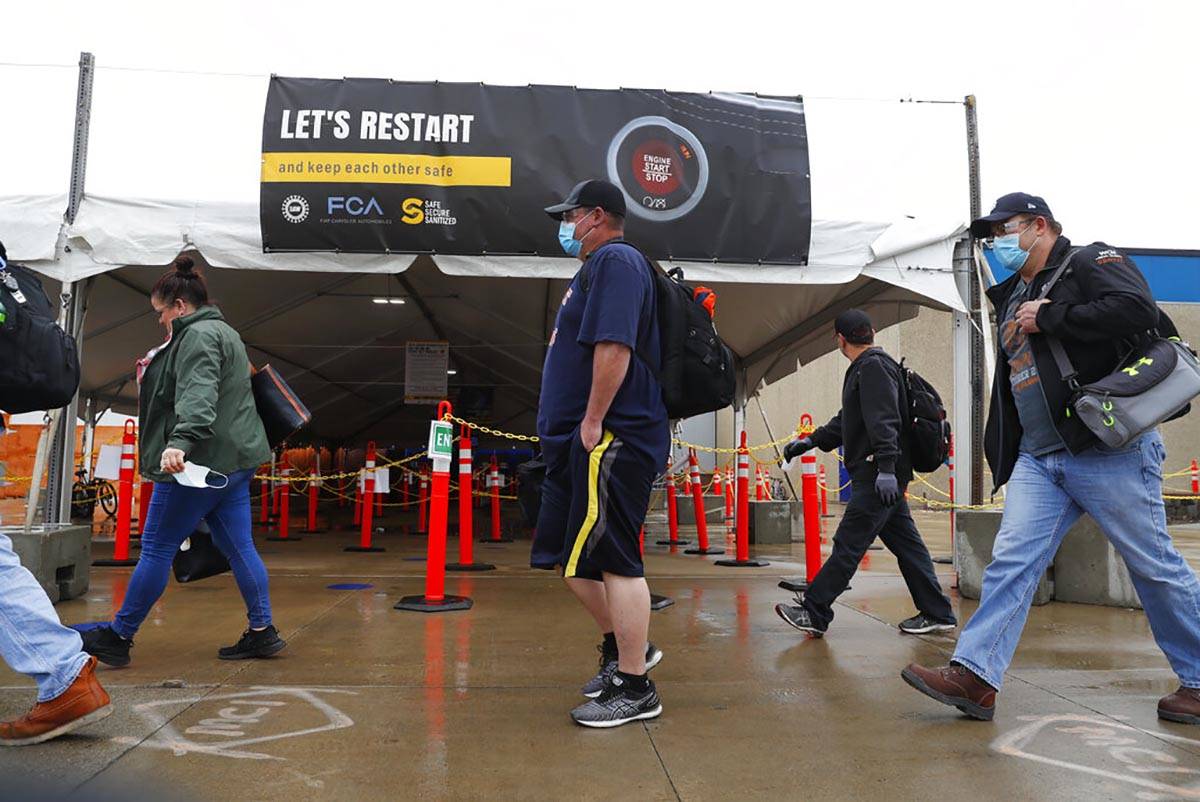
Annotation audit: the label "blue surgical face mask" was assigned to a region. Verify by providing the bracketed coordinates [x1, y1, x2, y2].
[558, 220, 582, 257]
[991, 229, 1040, 272]
[557, 210, 597, 257]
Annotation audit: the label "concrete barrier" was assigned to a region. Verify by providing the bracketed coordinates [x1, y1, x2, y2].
[1052, 516, 1141, 609]
[955, 511, 1053, 606]
[748, 501, 793, 545]
[957, 510, 1145, 609]
[3, 524, 92, 603]
[677, 496, 724, 526]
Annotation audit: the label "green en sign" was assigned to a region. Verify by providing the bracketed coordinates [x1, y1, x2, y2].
[429, 420, 454, 461]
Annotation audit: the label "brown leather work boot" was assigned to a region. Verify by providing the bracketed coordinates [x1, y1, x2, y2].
[0, 656, 112, 746]
[902, 662, 997, 721]
[1158, 686, 1200, 725]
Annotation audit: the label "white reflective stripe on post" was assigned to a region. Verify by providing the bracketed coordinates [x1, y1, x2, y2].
[801, 458, 817, 475]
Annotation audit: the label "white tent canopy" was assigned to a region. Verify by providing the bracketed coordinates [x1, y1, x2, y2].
[0, 192, 964, 444]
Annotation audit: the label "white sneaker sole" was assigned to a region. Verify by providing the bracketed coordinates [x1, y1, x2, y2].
[900, 623, 956, 635]
[0, 703, 112, 746]
[582, 648, 664, 699]
[573, 704, 663, 729]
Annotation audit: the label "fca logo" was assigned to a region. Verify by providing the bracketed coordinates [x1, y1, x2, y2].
[327, 196, 383, 215]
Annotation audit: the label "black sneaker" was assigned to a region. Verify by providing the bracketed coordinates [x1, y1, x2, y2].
[571, 673, 662, 728]
[581, 642, 664, 698]
[899, 614, 956, 635]
[218, 626, 286, 660]
[774, 603, 825, 637]
[79, 625, 133, 667]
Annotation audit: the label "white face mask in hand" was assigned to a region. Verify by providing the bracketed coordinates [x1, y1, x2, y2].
[172, 461, 229, 489]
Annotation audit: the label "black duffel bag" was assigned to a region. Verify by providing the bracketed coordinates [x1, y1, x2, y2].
[0, 245, 81, 413]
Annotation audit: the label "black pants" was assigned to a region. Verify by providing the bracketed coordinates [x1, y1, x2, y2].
[802, 479, 955, 630]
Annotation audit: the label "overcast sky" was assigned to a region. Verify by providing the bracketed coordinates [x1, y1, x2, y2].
[2, 0, 1197, 249]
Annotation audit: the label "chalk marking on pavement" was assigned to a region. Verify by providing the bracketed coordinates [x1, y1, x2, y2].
[992, 714, 1200, 800]
[111, 686, 357, 760]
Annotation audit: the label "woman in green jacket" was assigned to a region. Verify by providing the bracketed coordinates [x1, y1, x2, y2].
[82, 256, 283, 666]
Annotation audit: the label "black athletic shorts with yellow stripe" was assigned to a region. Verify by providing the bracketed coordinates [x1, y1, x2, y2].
[531, 429, 658, 580]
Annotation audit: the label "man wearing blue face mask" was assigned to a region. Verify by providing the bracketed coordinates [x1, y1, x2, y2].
[533, 179, 670, 728]
[904, 192, 1200, 726]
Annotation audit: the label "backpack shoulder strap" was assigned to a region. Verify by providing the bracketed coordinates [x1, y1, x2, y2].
[1037, 248, 1083, 388]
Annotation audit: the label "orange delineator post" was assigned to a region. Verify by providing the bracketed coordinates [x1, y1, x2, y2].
[137, 479, 154, 536]
[684, 448, 723, 556]
[800, 415, 822, 582]
[715, 432, 769, 568]
[484, 456, 512, 543]
[395, 401, 474, 612]
[948, 436, 957, 542]
[95, 421, 138, 567]
[818, 465, 830, 517]
[259, 476, 270, 525]
[755, 465, 764, 501]
[712, 467, 722, 497]
[447, 427, 495, 571]
[345, 442, 385, 552]
[657, 462, 688, 546]
[418, 468, 429, 533]
[305, 471, 320, 533]
[1192, 458, 1198, 495]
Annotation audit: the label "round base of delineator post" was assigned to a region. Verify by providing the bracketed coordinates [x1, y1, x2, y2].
[479, 536, 513, 544]
[344, 545, 385, 553]
[714, 558, 770, 567]
[445, 562, 495, 572]
[93, 557, 139, 567]
[932, 555, 953, 564]
[657, 538, 691, 546]
[393, 594, 473, 612]
[779, 577, 849, 594]
[266, 536, 302, 542]
[650, 593, 674, 611]
[684, 546, 724, 555]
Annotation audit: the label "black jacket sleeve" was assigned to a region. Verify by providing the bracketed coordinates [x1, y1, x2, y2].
[810, 411, 843, 451]
[858, 357, 902, 474]
[1036, 248, 1158, 341]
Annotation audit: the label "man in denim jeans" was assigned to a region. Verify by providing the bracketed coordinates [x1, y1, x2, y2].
[903, 193, 1200, 724]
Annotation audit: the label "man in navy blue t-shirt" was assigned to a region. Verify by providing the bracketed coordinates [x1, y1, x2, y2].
[533, 179, 670, 728]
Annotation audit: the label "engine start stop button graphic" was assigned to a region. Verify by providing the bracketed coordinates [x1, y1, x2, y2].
[607, 116, 709, 222]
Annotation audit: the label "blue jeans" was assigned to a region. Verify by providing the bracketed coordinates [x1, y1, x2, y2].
[0, 534, 90, 701]
[112, 468, 272, 639]
[953, 431, 1200, 690]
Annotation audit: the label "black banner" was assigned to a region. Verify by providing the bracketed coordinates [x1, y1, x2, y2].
[260, 78, 811, 264]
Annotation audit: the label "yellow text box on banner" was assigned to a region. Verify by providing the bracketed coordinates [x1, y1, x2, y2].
[261, 152, 512, 187]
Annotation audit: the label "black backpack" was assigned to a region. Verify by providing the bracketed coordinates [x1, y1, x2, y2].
[898, 358, 950, 473]
[0, 257, 81, 413]
[582, 242, 736, 420]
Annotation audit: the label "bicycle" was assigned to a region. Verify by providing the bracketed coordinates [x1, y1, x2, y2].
[71, 467, 118, 522]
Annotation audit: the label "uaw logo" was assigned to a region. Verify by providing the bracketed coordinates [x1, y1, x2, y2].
[112, 686, 357, 761]
[281, 195, 310, 224]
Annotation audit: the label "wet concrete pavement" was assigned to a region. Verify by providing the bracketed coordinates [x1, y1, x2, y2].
[2, 507, 1199, 801]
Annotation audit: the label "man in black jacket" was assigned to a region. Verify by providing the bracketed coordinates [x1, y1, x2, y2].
[774, 309, 956, 637]
[903, 193, 1200, 725]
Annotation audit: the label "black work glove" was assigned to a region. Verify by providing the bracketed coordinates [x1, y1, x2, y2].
[875, 471, 900, 506]
[782, 437, 814, 465]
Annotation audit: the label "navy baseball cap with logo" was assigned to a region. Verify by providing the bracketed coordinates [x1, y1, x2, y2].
[544, 179, 627, 220]
[969, 192, 1055, 238]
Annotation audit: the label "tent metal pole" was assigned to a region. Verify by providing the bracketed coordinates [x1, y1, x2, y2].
[964, 94, 985, 505]
[45, 52, 95, 525]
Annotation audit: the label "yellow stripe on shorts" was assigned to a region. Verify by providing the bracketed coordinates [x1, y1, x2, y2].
[564, 430, 615, 578]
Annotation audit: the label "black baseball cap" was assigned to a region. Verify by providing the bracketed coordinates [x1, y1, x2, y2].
[834, 309, 874, 344]
[544, 179, 626, 220]
[970, 192, 1055, 238]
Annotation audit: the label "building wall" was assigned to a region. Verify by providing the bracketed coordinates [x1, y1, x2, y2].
[719, 303, 1200, 503]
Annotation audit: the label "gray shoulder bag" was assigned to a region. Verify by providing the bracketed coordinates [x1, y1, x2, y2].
[1036, 248, 1200, 448]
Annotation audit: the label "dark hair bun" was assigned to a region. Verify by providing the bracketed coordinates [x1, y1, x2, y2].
[173, 254, 196, 275]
